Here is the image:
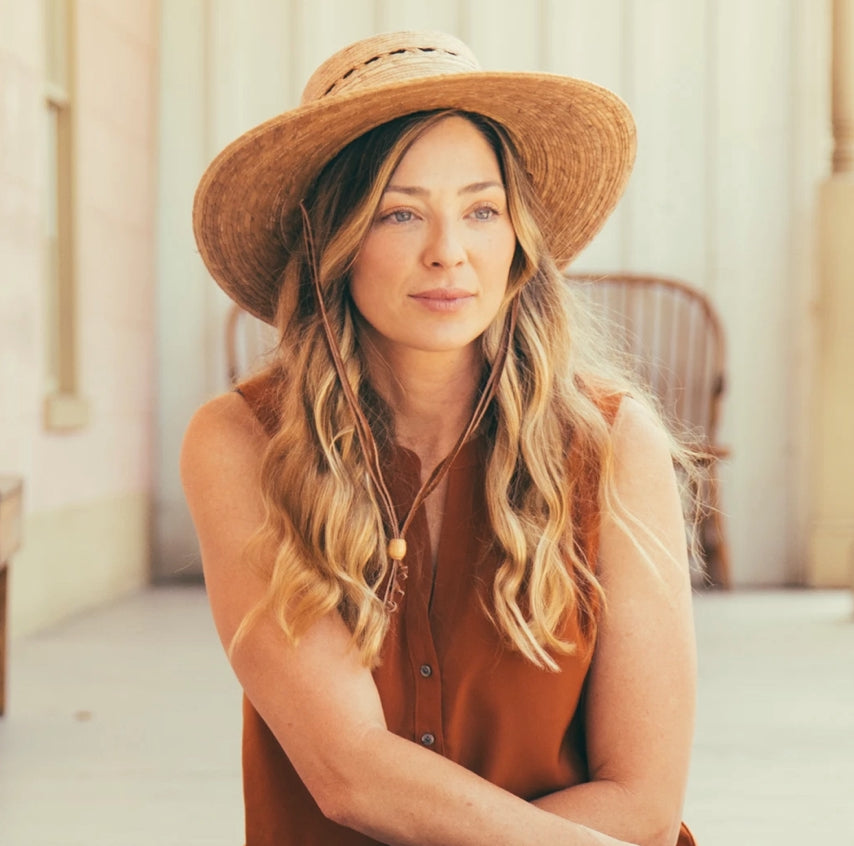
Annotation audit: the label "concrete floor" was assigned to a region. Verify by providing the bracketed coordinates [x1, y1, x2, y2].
[0, 586, 852, 845]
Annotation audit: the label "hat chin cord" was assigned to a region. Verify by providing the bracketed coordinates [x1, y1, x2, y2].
[300, 203, 518, 612]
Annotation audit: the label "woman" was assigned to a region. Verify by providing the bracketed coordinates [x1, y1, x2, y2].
[183, 31, 698, 846]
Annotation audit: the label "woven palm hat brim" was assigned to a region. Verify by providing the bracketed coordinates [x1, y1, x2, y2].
[193, 32, 636, 325]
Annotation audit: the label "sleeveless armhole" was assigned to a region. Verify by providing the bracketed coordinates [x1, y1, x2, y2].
[597, 390, 625, 428]
[234, 371, 281, 438]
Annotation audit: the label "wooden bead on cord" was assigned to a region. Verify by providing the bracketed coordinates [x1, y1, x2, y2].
[387, 537, 407, 561]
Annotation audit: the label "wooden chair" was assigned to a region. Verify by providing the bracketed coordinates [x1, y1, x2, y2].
[225, 304, 278, 385]
[566, 273, 731, 588]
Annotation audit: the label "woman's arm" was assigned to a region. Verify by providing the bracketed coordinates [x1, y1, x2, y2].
[532, 398, 697, 846]
[181, 392, 639, 846]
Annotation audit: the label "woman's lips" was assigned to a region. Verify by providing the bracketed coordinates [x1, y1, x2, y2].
[409, 288, 475, 312]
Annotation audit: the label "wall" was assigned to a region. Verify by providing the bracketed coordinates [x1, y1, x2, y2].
[0, 0, 158, 636]
[155, 0, 832, 586]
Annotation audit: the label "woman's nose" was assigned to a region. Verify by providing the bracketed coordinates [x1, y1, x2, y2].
[423, 218, 466, 268]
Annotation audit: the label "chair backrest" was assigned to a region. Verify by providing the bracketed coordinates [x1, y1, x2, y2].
[225, 304, 278, 384]
[566, 273, 727, 448]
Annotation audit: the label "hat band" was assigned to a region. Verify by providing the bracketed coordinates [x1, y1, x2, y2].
[306, 45, 481, 103]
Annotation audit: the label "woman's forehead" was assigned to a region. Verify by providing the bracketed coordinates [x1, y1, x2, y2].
[386, 115, 505, 189]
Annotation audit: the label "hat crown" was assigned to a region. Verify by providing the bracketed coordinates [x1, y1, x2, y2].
[301, 31, 481, 105]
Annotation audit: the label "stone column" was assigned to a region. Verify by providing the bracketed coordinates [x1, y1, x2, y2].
[809, 0, 854, 588]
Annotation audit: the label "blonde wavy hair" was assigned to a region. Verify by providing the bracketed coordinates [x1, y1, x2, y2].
[235, 110, 703, 670]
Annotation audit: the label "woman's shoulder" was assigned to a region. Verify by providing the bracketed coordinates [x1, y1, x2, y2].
[180, 387, 273, 491]
[188, 389, 268, 439]
[609, 394, 672, 459]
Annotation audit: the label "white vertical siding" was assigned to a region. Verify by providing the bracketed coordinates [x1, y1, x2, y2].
[207, 0, 292, 134]
[376, 0, 463, 35]
[155, 0, 212, 577]
[621, 0, 709, 285]
[464, 0, 543, 70]
[712, 0, 799, 583]
[544, 0, 624, 87]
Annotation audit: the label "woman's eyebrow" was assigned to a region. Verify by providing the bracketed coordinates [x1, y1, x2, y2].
[459, 180, 504, 195]
[383, 180, 505, 197]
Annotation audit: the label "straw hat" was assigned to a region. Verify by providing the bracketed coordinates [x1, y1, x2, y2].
[193, 30, 636, 325]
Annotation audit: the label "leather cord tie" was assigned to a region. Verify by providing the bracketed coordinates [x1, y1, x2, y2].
[300, 203, 518, 611]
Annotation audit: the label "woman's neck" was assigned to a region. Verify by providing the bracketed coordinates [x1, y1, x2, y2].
[362, 341, 483, 464]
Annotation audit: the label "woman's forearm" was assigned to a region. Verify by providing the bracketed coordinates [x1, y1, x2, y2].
[531, 781, 682, 846]
[320, 726, 639, 846]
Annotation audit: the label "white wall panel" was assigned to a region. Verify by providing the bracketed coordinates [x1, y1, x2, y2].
[544, 0, 624, 86]
[711, 0, 796, 583]
[376, 0, 463, 36]
[208, 0, 292, 142]
[155, 0, 211, 578]
[463, 0, 542, 70]
[621, 0, 709, 285]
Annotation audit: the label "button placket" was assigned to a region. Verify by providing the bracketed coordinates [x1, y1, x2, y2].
[399, 455, 447, 757]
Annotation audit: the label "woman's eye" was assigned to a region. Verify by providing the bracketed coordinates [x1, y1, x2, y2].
[382, 209, 415, 224]
[471, 205, 499, 221]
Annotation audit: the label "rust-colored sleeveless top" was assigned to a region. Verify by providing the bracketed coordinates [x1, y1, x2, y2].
[236, 374, 695, 846]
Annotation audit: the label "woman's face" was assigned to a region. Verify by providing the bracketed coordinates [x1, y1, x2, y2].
[349, 116, 517, 359]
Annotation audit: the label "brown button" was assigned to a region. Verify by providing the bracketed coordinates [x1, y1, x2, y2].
[420, 732, 435, 747]
[419, 664, 432, 678]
